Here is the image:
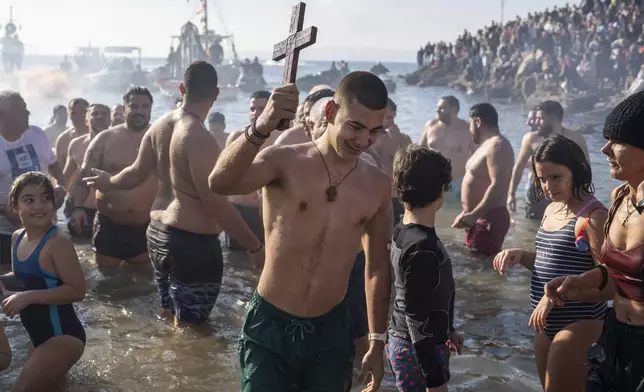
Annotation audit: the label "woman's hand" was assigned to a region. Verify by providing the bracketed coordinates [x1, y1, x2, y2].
[2, 292, 32, 318]
[529, 294, 554, 334]
[493, 248, 523, 276]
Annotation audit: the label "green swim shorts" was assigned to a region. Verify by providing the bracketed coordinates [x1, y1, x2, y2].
[238, 291, 354, 392]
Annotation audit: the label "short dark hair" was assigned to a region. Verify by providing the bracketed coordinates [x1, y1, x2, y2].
[387, 98, 397, 111]
[304, 89, 335, 104]
[469, 103, 499, 128]
[208, 111, 225, 125]
[68, 98, 89, 108]
[530, 134, 594, 201]
[9, 171, 55, 211]
[537, 100, 564, 121]
[441, 96, 460, 112]
[183, 61, 218, 101]
[336, 71, 388, 111]
[123, 86, 153, 105]
[393, 145, 452, 209]
[250, 90, 271, 101]
[53, 104, 66, 114]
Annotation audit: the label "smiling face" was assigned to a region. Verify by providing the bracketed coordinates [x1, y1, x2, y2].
[13, 182, 56, 229]
[601, 139, 644, 182]
[326, 98, 385, 159]
[534, 161, 574, 202]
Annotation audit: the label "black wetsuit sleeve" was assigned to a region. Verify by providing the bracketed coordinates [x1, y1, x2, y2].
[401, 250, 449, 388]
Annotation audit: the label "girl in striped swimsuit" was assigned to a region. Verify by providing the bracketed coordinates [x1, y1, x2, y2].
[494, 135, 608, 392]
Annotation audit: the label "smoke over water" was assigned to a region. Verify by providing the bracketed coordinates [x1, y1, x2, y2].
[0, 67, 83, 101]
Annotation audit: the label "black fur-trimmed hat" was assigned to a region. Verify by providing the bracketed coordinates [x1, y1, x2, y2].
[603, 90, 644, 151]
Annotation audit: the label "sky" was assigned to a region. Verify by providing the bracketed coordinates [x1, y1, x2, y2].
[5, 0, 574, 62]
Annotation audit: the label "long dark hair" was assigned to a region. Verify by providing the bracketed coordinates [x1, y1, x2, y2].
[530, 134, 594, 201]
[9, 172, 55, 211]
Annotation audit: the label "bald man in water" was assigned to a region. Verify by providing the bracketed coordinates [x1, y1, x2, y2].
[210, 72, 392, 391]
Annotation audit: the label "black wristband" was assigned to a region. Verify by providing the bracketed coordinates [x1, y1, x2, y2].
[248, 243, 263, 254]
[595, 264, 608, 291]
[251, 119, 270, 140]
[636, 199, 644, 215]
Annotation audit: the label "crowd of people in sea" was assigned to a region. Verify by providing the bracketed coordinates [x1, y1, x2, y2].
[0, 58, 642, 392]
[417, 0, 644, 94]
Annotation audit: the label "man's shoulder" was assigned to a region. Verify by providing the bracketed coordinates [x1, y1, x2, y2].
[424, 118, 440, 130]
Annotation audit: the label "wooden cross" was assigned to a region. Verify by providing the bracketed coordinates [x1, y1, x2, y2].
[272, 2, 318, 129]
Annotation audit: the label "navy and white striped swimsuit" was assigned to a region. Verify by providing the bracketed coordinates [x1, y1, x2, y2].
[530, 210, 607, 339]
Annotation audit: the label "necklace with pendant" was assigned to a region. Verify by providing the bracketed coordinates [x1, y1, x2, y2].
[622, 199, 637, 226]
[312, 142, 359, 202]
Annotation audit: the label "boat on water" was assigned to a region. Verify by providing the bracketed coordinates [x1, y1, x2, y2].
[154, 0, 264, 102]
[84, 46, 149, 93]
[0, 6, 24, 73]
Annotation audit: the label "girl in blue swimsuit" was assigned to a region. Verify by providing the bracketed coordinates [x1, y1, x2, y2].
[1, 172, 86, 391]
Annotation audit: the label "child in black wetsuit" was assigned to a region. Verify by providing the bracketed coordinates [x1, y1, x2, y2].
[0, 172, 86, 391]
[387, 145, 463, 392]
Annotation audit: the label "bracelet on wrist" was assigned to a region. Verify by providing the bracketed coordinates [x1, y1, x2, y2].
[251, 119, 270, 140]
[595, 264, 608, 291]
[244, 125, 264, 146]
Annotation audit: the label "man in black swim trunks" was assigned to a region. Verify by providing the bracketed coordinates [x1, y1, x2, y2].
[85, 62, 264, 326]
[70, 87, 156, 272]
[63, 103, 110, 239]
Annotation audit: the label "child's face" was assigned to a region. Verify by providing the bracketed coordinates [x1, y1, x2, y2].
[13, 184, 55, 228]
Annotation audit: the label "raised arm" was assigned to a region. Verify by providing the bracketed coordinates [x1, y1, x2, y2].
[509, 133, 534, 198]
[209, 84, 299, 195]
[189, 125, 262, 252]
[470, 139, 514, 218]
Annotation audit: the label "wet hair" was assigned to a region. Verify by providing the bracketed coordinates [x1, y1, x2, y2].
[88, 103, 110, 113]
[250, 90, 271, 101]
[123, 86, 153, 105]
[9, 172, 55, 211]
[440, 96, 460, 112]
[393, 144, 452, 209]
[304, 89, 334, 105]
[68, 98, 89, 108]
[605, 183, 630, 236]
[183, 61, 218, 101]
[469, 103, 499, 128]
[208, 111, 225, 125]
[387, 98, 397, 111]
[310, 97, 332, 124]
[530, 134, 594, 202]
[52, 104, 66, 114]
[536, 100, 564, 122]
[335, 71, 388, 111]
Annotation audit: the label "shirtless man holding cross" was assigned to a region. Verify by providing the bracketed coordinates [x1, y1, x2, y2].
[210, 4, 391, 391]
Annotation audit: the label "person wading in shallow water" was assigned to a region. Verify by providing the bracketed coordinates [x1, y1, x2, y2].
[209, 71, 393, 392]
[495, 135, 608, 392]
[85, 61, 263, 326]
[545, 91, 644, 392]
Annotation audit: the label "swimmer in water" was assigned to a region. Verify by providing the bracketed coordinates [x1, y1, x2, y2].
[43, 105, 68, 146]
[69, 87, 156, 273]
[54, 98, 89, 168]
[85, 61, 263, 326]
[111, 104, 124, 127]
[210, 72, 392, 391]
[1, 171, 85, 392]
[62, 104, 110, 239]
[453, 103, 514, 256]
[420, 96, 475, 202]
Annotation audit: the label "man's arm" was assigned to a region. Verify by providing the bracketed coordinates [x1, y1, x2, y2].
[470, 140, 514, 218]
[225, 130, 243, 147]
[54, 131, 69, 166]
[62, 141, 78, 190]
[509, 133, 534, 197]
[362, 177, 393, 349]
[190, 127, 262, 251]
[109, 130, 157, 190]
[70, 133, 104, 207]
[419, 123, 431, 146]
[209, 130, 282, 195]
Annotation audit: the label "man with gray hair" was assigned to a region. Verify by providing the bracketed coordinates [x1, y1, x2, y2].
[0, 91, 66, 264]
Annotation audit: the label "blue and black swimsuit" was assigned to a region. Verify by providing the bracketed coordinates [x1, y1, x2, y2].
[12, 226, 85, 347]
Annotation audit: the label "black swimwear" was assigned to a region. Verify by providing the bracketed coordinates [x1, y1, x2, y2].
[146, 220, 223, 325]
[348, 251, 368, 339]
[226, 203, 264, 251]
[13, 226, 85, 347]
[586, 309, 644, 392]
[67, 207, 97, 240]
[0, 233, 11, 266]
[389, 223, 455, 389]
[92, 212, 149, 260]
